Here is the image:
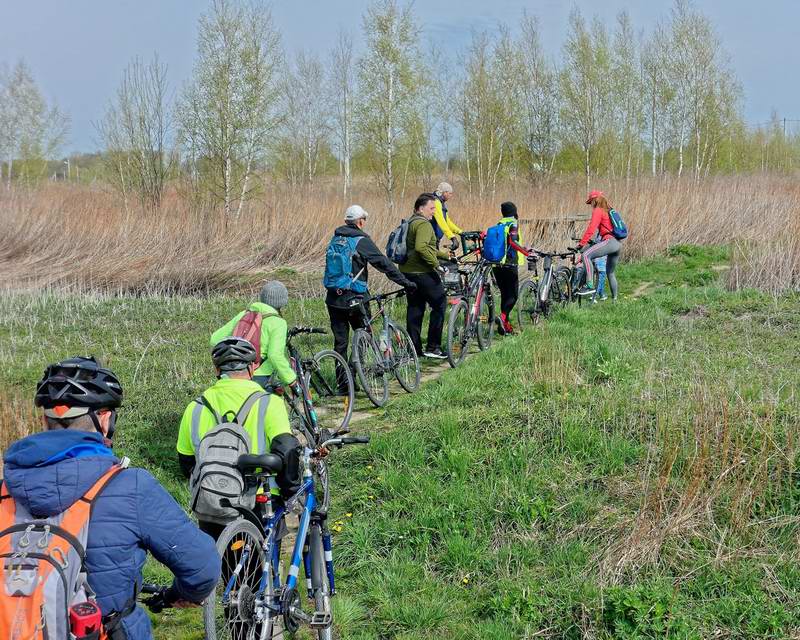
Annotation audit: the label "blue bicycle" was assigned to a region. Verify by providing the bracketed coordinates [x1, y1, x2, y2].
[203, 434, 369, 640]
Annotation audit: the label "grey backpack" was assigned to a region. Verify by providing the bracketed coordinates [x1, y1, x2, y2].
[385, 218, 410, 264]
[189, 391, 270, 524]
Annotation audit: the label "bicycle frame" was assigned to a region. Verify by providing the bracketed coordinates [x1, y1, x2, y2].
[359, 291, 406, 367]
[221, 451, 336, 628]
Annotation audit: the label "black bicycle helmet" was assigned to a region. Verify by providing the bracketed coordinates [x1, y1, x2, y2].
[35, 356, 123, 410]
[212, 337, 258, 372]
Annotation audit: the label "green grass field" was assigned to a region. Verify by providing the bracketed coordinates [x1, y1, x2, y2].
[1, 246, 799, 638]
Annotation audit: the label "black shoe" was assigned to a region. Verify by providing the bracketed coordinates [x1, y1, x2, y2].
[423, 348, 447, 360]
[576, 285, 596, 297]
[495, 317, 506, 336]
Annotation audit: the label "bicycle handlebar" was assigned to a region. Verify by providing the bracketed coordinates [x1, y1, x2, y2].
[320, 435, 371, 449]
[369, 289, 406, 303]
[140, 584, 173, 613]
[289, 326, 327, 337]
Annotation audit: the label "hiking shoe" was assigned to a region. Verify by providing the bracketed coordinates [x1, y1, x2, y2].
[495, 317, 506, 336]
[575, 285, 596, 297]
[423, 348, 447, 360]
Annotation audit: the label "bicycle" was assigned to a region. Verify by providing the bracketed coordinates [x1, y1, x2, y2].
[203, 434, 370, 640]
[444, 235, 496, 368]
[351, 289, 420, 408]
[517, 248, 579, 326]
[285, 326, 355, 441]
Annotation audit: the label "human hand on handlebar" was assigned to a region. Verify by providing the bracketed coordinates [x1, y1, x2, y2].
[449, 236, 460, 252]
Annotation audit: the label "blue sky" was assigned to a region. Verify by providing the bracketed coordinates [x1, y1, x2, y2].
[1, 0, 797, 152]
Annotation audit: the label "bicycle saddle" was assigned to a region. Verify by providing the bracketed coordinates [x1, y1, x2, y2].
[237, 453, 283, 474]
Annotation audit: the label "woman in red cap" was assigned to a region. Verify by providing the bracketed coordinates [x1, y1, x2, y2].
[574, 190, 621, 299]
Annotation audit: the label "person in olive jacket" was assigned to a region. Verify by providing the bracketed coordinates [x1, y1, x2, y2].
[400, 193, 452, 359]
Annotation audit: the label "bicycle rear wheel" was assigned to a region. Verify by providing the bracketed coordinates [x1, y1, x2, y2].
[352, 329, 389, 407]
[556, 266, 574, 303]
[445, 300, 469, 368]
[204, 519, 271, 640]
[476, 290, 494, 350]
[310, 524, 333, 640]
[516, 280, 540, 328]
[388, 321, 420, 393]
[550, 269, 570, 311]
[306, 349, 354, 435]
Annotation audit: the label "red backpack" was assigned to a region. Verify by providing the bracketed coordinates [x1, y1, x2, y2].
[232, 310, 277, 367]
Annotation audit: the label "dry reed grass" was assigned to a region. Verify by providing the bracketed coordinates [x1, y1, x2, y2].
[0, 387, 39, 473]
[1, 174, 798, 294]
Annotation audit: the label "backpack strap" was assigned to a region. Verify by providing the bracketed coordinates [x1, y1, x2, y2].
[235, 391, 270, 454]
[0, 482, 16, 556]
[191, 394, 222, 451]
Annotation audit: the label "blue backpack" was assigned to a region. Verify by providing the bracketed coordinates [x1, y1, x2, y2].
[323, 235, 367, 293]
[483, 222, 508, 263]
[609, 208, 628, 240]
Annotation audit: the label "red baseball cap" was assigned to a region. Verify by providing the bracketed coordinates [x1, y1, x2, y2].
[585, 190, 604, 204]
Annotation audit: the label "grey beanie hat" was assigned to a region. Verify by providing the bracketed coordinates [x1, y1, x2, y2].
[259, 280, 289, 310]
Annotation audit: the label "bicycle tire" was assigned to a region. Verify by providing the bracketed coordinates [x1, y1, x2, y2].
[310, 524, 333, 640]
[204, 518, 271, 640]
[306, 349, 355, 435]
[556, 266, 574, 303]
[387, 320, 420, 393]
[476, 289, 494, 351]
[445, 300, 469, 368]
[351, 329, 389, 407]
[516, 280, 540, 328]
[550, 269, 570, 311]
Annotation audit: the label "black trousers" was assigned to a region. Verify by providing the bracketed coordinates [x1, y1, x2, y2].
[327, 304, 367, 391]
[493, 266, 519, 318]
[405, 271, 446, 355]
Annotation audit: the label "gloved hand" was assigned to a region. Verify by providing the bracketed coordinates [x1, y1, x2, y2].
[449, 236, 460, 252]
[405, 282, 418, 294]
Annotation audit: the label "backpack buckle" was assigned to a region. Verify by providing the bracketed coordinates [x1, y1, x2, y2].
[36, 525, 51, 549]
[18, 524, 35, 548]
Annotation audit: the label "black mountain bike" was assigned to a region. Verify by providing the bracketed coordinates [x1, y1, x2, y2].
[351, 290, 420, 408]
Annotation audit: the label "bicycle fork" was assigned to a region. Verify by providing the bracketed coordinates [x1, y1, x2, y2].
[539, 256, 553, 305]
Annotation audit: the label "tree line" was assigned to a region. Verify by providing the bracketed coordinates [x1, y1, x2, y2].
[2, 0, 800, 213]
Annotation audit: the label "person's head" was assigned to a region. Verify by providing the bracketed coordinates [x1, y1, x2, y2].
[34, 356, 123, 439]
[212, 337, 258, 379]
[414, 193, 436, 217]
[586, 190, 610, 211]
[435, 182, 454, 202]
[500, 201, 518, 220]
[259, 280, 288, 311]
[344, 204, 369, 229]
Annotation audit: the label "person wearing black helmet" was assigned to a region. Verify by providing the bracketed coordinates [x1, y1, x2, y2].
[1, 356, 221, 640]
[176, 337, 302, 539]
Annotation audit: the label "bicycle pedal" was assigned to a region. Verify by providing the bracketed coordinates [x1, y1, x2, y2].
[308, 611, 333, 629]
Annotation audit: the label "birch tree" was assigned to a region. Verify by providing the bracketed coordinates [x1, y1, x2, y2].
[329, 30, 356, 196]
[96, 55, 174, 210]
[355, 0, 421, 212]
[178, 0, 282, 216]
[0, 60, 68, 186]
[518, 15, 560, 181]
[559, 10, 613, 187]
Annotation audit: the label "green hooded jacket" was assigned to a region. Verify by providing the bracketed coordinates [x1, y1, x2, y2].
[210, 302, 297, 385]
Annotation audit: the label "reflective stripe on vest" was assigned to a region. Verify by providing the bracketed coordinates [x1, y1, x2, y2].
[499, 216, 525, 266]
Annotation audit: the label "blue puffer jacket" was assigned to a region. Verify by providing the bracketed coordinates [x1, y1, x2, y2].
[2, 430, 221, 640]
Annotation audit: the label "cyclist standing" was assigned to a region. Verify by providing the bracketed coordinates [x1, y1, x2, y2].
[574, 190, 621, 299]
[2, 357, 220, 639]
[491, 201, 532, 335]
[324, 205, 417, 390]
[400, 193, 452, 358]
[176, 338, 302, 539]
[431, 182, 462, 251]
[210, 280, 296, 391]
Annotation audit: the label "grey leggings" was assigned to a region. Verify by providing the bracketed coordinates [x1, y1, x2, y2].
[582, 237, 621, 299]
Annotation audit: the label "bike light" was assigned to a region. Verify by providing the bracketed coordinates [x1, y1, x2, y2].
[231, 540, 245, 551]
[256, 495, 270, 504]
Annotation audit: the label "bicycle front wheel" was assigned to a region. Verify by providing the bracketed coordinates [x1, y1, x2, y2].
[204, 519, 271, 640]
[516, 280, 540, 329]
[310, 524, 333, 640]
[388, 321, 420, 393]
[446, 300, 469, 368]
[476, 290, 495, 351]
[306, 349, 355, 435]
[352, 329, 389, 407]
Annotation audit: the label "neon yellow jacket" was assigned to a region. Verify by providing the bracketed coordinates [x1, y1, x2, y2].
[210, 302, 297, 385]
[176, 377, 291, 456]
[499, 216, 526, 266]
[433, 198, 462, 240]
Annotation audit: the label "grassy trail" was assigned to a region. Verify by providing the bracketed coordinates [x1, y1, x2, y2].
[1, 245, 799, 638]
